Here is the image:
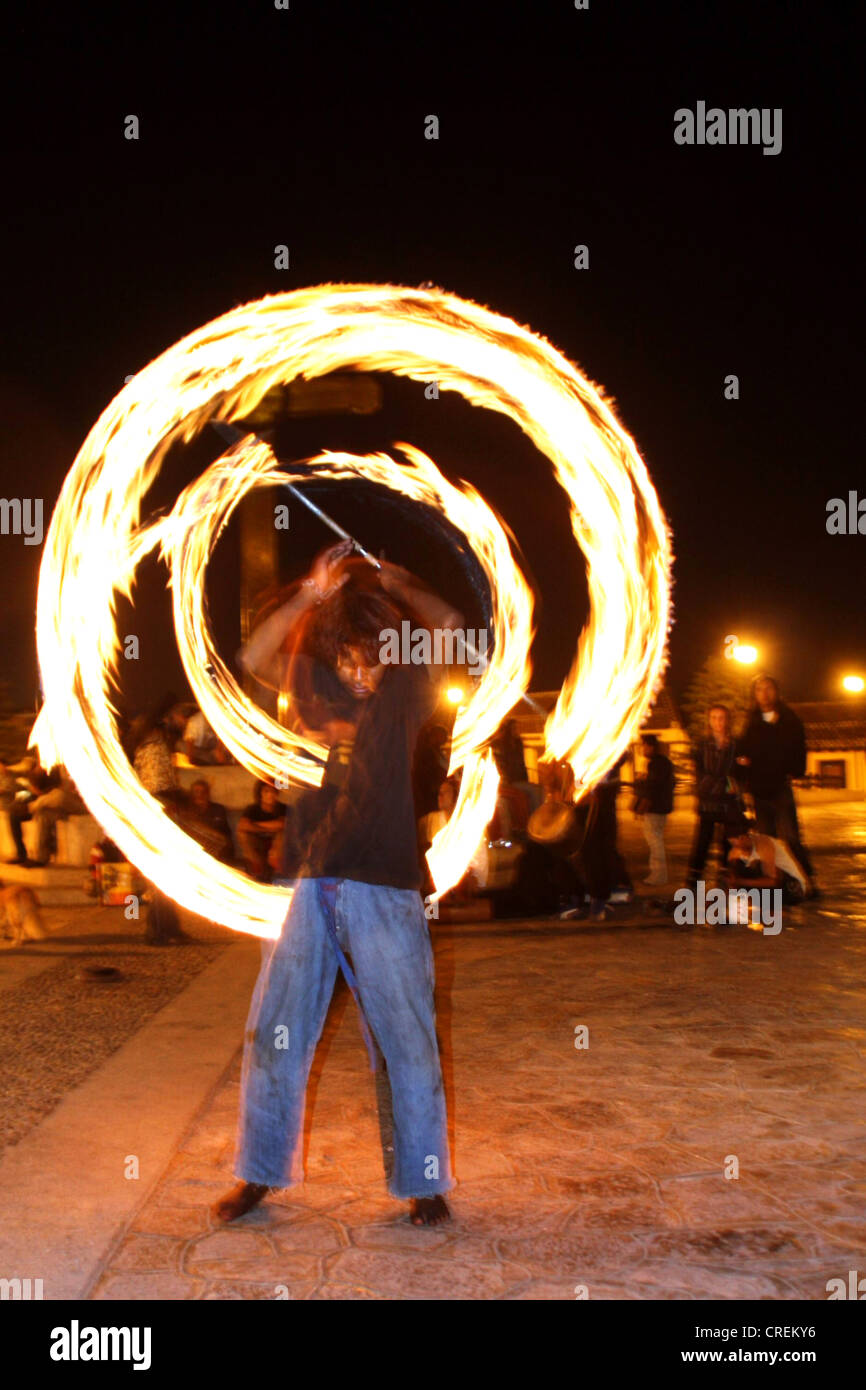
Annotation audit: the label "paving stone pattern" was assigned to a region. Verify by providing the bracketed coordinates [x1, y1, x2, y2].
[92, 805, 866, 1300]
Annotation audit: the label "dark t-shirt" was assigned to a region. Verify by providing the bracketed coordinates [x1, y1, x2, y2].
[281, 659, 437, 889]
[184, 799, 234, 862]
[738, 705, 807, 798]
[639, 752, 675, 815]
[241, 801, 287, 831]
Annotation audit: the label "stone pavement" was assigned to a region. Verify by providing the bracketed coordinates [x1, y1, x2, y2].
[80, 802, 866, 1300]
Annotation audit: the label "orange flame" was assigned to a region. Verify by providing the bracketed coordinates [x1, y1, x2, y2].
[32, 284, 671, 936]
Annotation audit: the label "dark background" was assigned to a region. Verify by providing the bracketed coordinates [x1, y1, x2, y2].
[1, 0, 861, 718]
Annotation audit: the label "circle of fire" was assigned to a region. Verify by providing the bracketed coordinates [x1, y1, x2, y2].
[32, 285, 671, 937]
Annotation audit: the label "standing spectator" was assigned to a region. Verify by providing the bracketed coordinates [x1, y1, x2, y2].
[493, 719, 541, 814]
[418, 776, 459, 852]
[687, 704, 742, 885]
[581, 756, 633, 913]
[493, 719, 528, 785]
[412, 723, 450, 819]
[132, 695, 189, 944]
[634, 734, 675, 886]
[237, 781, 287, 881]
[488, 775, 531, 844]
[417, 775, 488, 906]
[527, 758, 590, 919]
[736, 675, 817, 895]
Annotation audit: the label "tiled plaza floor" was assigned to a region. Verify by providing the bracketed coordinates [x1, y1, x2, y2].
[90, 804, 866, 1299]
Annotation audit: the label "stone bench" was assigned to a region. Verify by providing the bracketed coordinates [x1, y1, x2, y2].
[55, 814, 106, 868]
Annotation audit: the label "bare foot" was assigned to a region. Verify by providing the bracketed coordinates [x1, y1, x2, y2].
[211, 1181, 270, 1223]
[409, 1194, 451, 1226]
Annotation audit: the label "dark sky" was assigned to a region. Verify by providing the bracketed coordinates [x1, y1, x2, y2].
[1, 0, 862, 717]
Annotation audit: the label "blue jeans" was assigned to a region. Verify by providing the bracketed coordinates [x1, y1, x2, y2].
[234, 876, 453, 1200]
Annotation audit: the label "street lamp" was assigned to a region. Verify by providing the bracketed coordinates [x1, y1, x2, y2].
[724, 635, 759, 664]
[842, 674, 865, 694]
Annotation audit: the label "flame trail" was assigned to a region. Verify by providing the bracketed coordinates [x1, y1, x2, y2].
[32, 284, 671, 936]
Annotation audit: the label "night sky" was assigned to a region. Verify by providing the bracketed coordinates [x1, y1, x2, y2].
[1, 1, 861, 719]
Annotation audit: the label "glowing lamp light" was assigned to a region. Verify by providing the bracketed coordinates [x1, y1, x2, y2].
[733, 645, 758, 665]
[842, 675, 865, 694]
[446, 687, 464, 706]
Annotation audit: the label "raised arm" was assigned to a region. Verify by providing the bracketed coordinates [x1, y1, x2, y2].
[377, 560, 463, 664]
[238, 540, 353, 688]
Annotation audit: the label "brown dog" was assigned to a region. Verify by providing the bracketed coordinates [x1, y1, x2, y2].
[0, 882, 47, 944]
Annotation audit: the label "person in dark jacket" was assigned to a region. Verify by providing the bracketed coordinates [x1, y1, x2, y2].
[687, 704, 743, 884]
[634, 735, 675, 885]
[578, 755, 633, 918]
[493, 719, 529, 786]
[736, 675, 817, 893]
[412, 723, 450, 819]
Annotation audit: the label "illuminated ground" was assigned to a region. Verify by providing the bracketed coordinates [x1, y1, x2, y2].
[1, 801, 864, 1300]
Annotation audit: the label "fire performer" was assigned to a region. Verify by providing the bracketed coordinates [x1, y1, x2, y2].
[213, 538, 462, 1226]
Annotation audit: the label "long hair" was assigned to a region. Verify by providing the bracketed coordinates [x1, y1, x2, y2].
[308, 580, 401, 668]
[706, 703, 732, 737]
[285, 568, 421, 878]
[284, 562, 404, 731]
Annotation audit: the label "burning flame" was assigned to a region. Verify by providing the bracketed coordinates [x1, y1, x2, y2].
[32, 284, 671, 935]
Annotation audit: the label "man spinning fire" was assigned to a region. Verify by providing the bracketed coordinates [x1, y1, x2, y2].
[213, 539, 462, 1227]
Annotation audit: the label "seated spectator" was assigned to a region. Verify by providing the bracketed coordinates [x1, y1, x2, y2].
[238, 782, 287, 881]
[8, 765, 82, 866]
[725, 814, 808, 900]
[130, 696, 189, 774]
[131, 693, 188, 944]
[183, 707, 232, 766]
[181, 778, 234, 863]
[0, 760, 28, 864]
[0, 759, 21, 853]
[6, 769, 42, 865]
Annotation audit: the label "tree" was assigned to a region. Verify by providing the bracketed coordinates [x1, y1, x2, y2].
[681, 655, 754, 744]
